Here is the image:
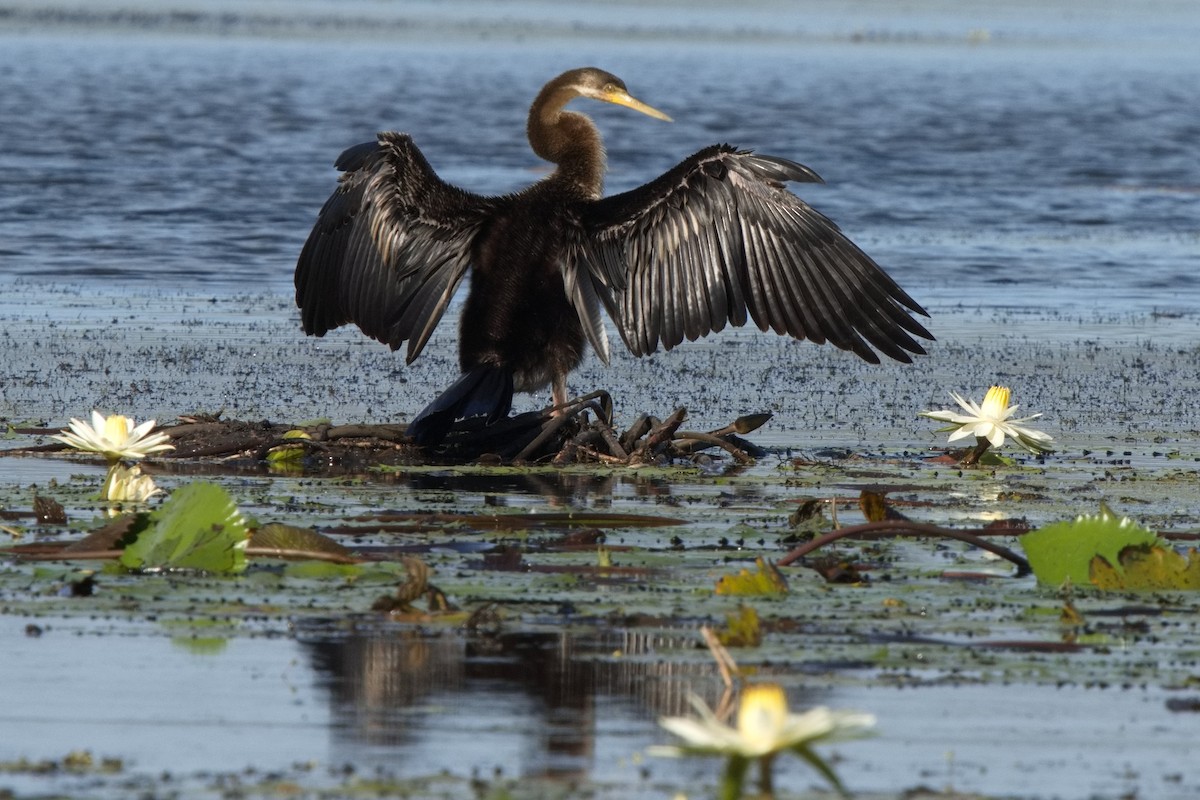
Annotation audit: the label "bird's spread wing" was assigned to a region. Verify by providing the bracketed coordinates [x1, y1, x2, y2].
[568, 144, 932, 364]
[295, 132, 495, 363]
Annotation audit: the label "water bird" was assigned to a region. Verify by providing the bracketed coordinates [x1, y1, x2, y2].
[295, 67, 932, 445]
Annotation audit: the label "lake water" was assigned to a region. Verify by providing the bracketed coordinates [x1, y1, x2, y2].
[2, 0, 1198, 312]
[2, 2, 1200, 799]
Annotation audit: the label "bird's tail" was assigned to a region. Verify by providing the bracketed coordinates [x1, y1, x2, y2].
[406, 365, 514, 447]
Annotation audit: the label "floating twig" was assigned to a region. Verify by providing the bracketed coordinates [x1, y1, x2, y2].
[778, 519, 1032, 577]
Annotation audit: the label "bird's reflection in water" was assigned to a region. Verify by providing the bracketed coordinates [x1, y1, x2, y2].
[300, 626, 775, 780]
[384, 464, 697, 515]
[396, 468, 623, 509]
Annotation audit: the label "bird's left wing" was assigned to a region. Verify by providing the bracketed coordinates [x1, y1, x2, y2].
[567, 144, 932, 364]
[295, 132, 498, 364]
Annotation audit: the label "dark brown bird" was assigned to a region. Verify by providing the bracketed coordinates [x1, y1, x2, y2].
[295, 67, 932, 445]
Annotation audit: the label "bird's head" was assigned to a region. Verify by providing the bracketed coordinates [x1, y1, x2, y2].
[563, 67, 673, 122]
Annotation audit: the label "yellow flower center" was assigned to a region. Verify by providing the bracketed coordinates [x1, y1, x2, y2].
[981, 385, 1011, 418]
[103, 414, 132, 445]
[737, 684, 788, 751]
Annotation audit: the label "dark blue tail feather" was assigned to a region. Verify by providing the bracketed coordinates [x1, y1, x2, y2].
[406, 366, 514, 446]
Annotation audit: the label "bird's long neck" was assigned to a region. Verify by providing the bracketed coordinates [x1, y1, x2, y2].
[527, 83, 606, 198]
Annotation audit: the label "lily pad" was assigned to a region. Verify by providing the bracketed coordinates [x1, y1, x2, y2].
[715, 557, 788, 596]
[1021, 508, 1160, 587]
[119, 482, 249, 573]
[716, 604, 763, 647]
[249, 522, 355, 563]
[1090, 545, 1200, 591]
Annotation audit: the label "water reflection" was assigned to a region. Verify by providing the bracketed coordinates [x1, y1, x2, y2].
[151, 454, 691, 511]
[298, 626, 808, 780]
[400, 469, 626, 509]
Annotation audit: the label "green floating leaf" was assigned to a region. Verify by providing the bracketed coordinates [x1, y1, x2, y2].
[282, 560, 364, 580]
[266, 445, 306, 464]
[119, 482, 249, 573]
[171, 636, 230, 656]
[715, 557, 789, 596]
[716, 604, 762, 647]
[1022, 507, 1160, 587]
[249, 522, 355, 563]
[1090, 545, 1200, 591]
[62, 513, 151, 554]
[858, 490, 910, 523]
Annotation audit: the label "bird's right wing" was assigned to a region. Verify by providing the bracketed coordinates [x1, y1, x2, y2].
[568, 144, 932, 365]
[295, 132, 497, 364]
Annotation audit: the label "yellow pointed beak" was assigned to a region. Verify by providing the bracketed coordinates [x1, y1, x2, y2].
[600, 89, 673, 122]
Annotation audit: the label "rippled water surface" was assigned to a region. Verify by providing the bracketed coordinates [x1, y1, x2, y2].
[2, 0, 1198, 311]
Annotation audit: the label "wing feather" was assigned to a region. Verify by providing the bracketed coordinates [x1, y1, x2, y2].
[295, 132, 495, 363]
[569, 144, 932, 362]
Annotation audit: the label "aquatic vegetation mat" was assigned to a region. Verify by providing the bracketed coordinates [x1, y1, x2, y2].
[3, 406, 1200, 799]
[7, 401, 770, 467]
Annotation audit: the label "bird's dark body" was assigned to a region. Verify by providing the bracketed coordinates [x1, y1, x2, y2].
[462, 186, 587, 394]
[294, 67, 933, 446]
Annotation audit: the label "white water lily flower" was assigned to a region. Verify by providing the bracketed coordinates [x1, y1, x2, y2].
[52, 411, 175, 462]
[920, 386, 1054, 454]
[654, 683, 875, 759]
[102, 464, 163, 503]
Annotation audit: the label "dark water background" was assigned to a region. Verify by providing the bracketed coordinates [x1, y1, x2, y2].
[1, 0, 1198, 314]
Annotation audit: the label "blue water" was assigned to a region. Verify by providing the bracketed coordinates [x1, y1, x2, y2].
[1, 0, 1198, 314]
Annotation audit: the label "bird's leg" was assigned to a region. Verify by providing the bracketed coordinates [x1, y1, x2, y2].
[550, 374, 569, 416]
